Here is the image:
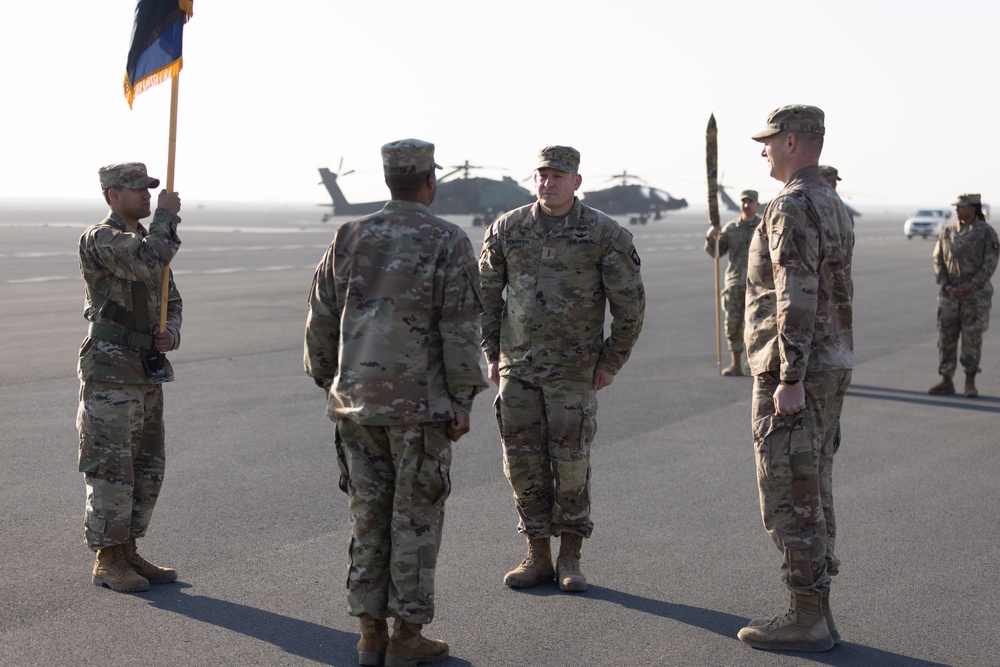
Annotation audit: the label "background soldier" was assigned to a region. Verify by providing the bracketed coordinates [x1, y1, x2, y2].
[479, 146, 645, 593]
[739, 105, 854, 652]
[928, 193, 999, 397]
[305, 139, 487, 666]
[818, 165, 841, 190]
[77, 163, 182, 593]
[705, 189, 761, 375]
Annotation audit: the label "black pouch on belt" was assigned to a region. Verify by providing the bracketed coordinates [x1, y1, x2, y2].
[142, 352, 167, 378]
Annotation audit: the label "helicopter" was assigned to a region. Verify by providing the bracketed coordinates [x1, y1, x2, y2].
[318, 161, 386, 222]
[580, 171, 687, 224]
[433, 160, 534, 226]
[318, 159, 534, 225]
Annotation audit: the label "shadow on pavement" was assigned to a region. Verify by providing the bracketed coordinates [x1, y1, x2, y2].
[143, 583, 352, 666]
[142, 583, 476, 667]
[586, 586, 950, 666]
[848, 383, 1000, 414]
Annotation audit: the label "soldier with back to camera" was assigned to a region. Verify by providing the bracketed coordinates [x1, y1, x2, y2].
[305, 139, 487, 666]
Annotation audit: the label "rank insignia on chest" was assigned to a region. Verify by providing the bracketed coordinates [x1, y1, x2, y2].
[541, 247, 556, 260]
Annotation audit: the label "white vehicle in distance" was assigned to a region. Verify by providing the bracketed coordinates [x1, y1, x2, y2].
[903, 209, 951, 240]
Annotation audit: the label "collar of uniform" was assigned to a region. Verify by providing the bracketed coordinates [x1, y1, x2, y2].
[383, 199, 432, 215]
[786, 165, 821, 185]
[529, 197, 582, 228]
[105, 212, 148, 235]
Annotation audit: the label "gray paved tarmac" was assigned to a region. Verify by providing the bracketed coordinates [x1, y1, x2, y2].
[1, 201, 997, 666]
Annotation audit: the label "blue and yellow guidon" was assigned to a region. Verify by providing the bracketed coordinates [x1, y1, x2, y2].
[124, 0, 194, 108]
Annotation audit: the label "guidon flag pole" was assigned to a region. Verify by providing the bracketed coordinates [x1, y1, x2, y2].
[123, 0, 193, 330]
[706, 114, 723, 372]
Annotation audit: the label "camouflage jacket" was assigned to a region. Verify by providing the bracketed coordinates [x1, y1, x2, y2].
[745, 167, 854, 381]
[933, 218, 999, 296]
[304, 200, 487, 425]
[479, 198, 645, 383]
[704, 215, 760, 289]
[77, 210, 182, 384]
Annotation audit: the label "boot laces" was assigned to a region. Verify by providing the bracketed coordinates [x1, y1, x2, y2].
[130, 548, 155, 570]
[103, 548, 135, 577]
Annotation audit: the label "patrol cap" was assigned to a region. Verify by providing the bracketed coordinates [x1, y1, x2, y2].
[99, 162, 160, 190]
[536, 145, 580, 173]
[739, 189, 759, 201]
[381, 139, 442, 176]
[752, 104, 826, 141]
[819, 165, 841, 181]
[953, 193, 982, 206]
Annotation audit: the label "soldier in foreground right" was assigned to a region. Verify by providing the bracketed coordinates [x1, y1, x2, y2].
[928, 193, 998, 397]
[739, 105, 854, 652]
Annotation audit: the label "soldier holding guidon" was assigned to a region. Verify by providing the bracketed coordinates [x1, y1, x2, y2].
[305, 139, 487, 667]
[705, 189, 761, 375]
[77, 162, 182, 593]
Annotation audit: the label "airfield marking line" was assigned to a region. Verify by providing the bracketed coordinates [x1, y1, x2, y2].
[5, 276, 72, 284]
[0, 251, 76, 258]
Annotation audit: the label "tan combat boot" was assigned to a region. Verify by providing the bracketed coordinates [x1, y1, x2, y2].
[556, 534, 587, 592]
[385, 618, 448, 667]
[93, 544, 149, 593]
[357, 614, 389, 666]
[122, 539, 178, 584]
[745, 588, 840, 643]
[964, 373, 979, 397]
[738, 590, 834, 652]
[722, 350, 744, 376]
[503, 537, 555, 588]
[928, 375, 955, 395]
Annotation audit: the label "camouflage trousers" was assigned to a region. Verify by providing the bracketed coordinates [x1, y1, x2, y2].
[937, 291, 992, 376]
[751, 369, 851, 593]
[77, 380, 166, 551]
[337, 419, 452, 625]
[495, 376, 597, 539]
[721, 285, 747, 352]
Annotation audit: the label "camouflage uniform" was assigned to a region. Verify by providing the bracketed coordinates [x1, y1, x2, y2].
[304, 141, 486, 625]
[932, 213, 999, 377]
[479, 195, 645, 539]
[745, 165, 854, 593]
[77, 170, 182, 551]
[705, 214, 760, 352]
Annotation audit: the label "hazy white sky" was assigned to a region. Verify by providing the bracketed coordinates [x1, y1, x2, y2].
[3, 1, 998, 211]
